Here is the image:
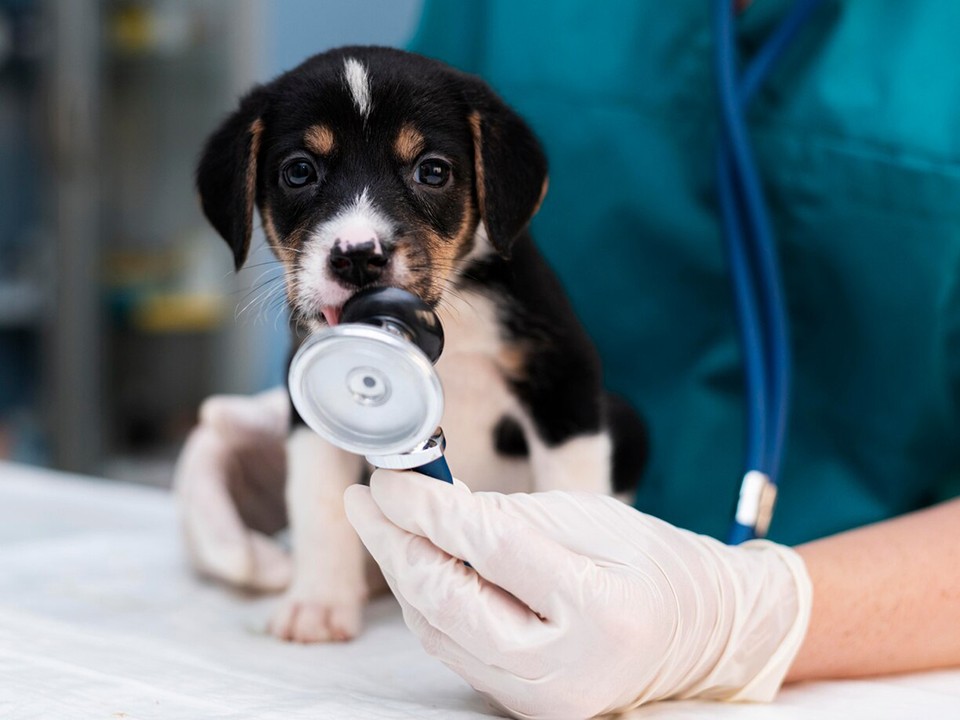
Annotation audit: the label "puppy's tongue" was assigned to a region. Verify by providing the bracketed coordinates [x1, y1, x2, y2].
[321, 306, 342, 326]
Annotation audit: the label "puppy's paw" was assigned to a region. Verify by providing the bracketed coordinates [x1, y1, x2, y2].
[268, 594, 364, 643]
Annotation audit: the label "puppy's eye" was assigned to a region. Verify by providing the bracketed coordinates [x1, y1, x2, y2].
[414, 158, 451, 188]
[282, 159, 318, 188]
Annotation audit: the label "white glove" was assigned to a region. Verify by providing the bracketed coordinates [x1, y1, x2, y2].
[173, 388, 292, 592]
[344, 471, 812, 719]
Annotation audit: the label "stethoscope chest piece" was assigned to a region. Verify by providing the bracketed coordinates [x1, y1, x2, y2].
[288, 285, 452, 483]
[289, 323, 444, 457]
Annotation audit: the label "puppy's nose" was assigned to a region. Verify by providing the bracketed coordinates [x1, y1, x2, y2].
[329, 240, 389, 287]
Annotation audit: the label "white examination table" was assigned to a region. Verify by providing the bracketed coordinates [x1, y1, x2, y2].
[1, 461, 958, 719]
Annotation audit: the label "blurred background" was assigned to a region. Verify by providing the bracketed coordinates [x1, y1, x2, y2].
[0, 0, 423, 483]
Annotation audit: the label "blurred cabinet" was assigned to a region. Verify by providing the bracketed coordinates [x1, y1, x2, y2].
[0, 0, 260, 473]
[0, 0, 46, 464]
[99, 0, 262, 470]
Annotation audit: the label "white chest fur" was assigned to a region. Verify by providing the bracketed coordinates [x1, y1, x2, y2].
[434, 290, 534, 493]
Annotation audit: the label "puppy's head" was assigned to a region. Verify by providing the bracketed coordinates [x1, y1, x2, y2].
[196, 46, 547, 329]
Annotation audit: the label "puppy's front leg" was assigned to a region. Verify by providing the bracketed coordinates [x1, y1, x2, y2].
[269, 425, 366, 642]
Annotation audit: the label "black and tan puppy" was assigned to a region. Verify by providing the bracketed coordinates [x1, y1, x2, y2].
[196, 46, 646, 642]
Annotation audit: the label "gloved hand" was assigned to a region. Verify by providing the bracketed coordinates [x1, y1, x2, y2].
[173, 388, 292, 592]
[344, 471, 812, 719]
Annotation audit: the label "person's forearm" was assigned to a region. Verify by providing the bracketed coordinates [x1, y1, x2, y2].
[786, 497, 960, 682]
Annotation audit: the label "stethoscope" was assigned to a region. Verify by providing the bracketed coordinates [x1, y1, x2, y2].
[288, 0, 825, 547]
[288, 287, 455, 484]
[714, 0, 823, 543]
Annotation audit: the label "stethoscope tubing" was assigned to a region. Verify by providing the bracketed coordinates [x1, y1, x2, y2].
[415, 455, 455, 484]
[712, 0, 824, 542]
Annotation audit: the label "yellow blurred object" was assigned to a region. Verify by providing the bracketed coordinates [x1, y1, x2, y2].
[131, 292, 225, 333]
[110, 2, 196, 56]
[112, 4, 152, 53]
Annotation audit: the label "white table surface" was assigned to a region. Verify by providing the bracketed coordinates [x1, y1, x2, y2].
[1, 460, 958, 719]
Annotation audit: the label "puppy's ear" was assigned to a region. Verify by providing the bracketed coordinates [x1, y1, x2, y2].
[196, 87, 270, 271]
[466, 81, 548, 257]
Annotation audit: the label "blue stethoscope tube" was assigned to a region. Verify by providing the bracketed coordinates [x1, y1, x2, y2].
[414, 455, 454, 484]
[712, 0, 823, 543]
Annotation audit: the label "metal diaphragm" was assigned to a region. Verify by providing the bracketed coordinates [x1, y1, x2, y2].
[288, 324, 444, 456]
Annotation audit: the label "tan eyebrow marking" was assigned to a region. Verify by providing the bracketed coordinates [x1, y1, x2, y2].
[394, 124, 426, 163]
[304, 124, 335, 155]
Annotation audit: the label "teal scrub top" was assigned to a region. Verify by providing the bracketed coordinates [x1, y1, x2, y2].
[409, 0, 960, 545]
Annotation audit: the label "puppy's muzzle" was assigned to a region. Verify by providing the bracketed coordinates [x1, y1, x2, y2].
[329, 240, 390, 288]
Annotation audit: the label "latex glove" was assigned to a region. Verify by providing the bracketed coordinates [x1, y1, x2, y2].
[344, 471, 812, 719]
[173, 388, 292, 592]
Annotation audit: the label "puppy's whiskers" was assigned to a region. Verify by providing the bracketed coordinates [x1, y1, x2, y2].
[236, 277, 284, 323]
[254, 282, 289, 326]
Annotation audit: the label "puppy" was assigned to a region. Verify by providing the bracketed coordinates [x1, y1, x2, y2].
[196, 46, 647, 642]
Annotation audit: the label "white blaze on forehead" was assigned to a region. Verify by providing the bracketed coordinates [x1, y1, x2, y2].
[343, 57, 372, 120]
